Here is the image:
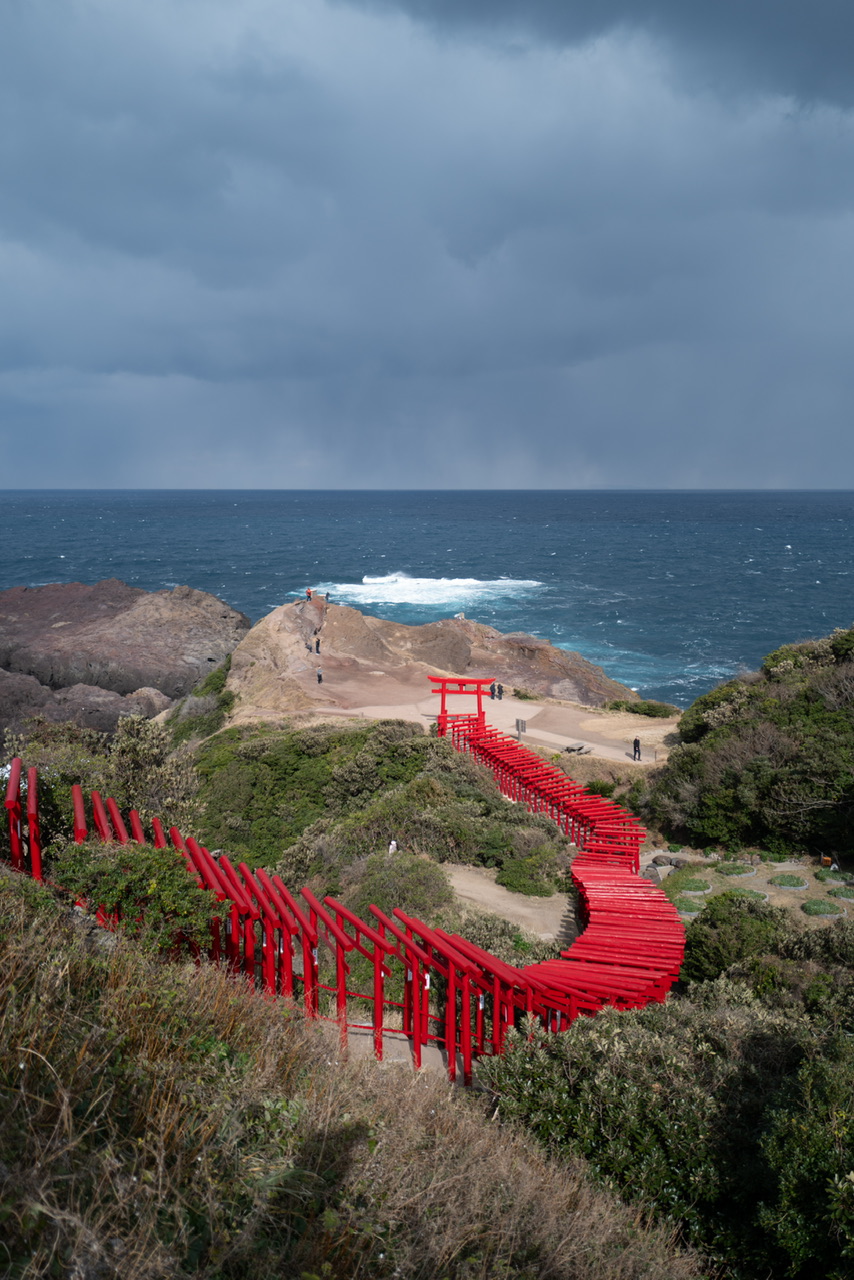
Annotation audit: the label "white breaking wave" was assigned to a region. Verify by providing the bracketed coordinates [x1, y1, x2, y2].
[316, 572, 542, 608]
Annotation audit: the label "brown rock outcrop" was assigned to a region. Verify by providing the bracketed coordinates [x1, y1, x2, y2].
[226, 597, 635, 719]
[0, 579, 250, 698]
[0, 669, 175, 736]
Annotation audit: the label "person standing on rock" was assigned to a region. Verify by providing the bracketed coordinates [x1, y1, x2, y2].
[317, 667, 323, 684]
[306, 588, 312, 600]
[633, 737, 641, 761]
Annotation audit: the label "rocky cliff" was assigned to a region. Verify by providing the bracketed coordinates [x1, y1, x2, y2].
[226, 596, 635, 719]
[0, 580, 250, 734]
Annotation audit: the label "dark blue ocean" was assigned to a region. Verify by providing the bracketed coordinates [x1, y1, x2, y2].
[1, 490, 853, 708]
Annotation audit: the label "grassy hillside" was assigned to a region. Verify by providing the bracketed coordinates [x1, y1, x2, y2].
[0, 872, 701, 1280]
[194, 719, 570, 896]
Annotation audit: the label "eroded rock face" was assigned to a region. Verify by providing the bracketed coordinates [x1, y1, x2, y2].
[0, 579, 250, 698]
[0, 669, 175, 736]
[227, 597, 635, 719]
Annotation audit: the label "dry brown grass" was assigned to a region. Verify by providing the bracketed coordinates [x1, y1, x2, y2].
[0, 877, 705, 1279]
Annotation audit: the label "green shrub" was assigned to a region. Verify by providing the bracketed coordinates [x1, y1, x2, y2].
[647, 634, 854, 856]
[680, 878, 710, 893]
[585, 778, 616, 798]
[512, 687, 537, 700]
[781, 918, 854, 967]
[815, 867, 850, 883]
[197, 721, 569, 878]
[829, 887, 854, 900]
[49, 840, 217, 952]
[716, 863, 753, 876]
[728, 888, 767, 901]
[345, 849, 453, 923]
[483, 984, 811, 1270]
[607, 698, 679, 717]
[769, 874, 807, 888]
[453, 910, 556, 966]
[758, 1038, 854, 1275]
[496, 848, 560, 896]
[802, 899, 844, 917]
[682, 893, 790, 983]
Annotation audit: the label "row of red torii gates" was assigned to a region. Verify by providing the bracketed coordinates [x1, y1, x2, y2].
[3, 676, 685, 1084]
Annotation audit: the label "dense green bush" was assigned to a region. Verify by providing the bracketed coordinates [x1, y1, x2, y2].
[606, 698, 680, 718]
[646, 629, 854, 855]
[344, 849, 453, 923]
[682, 893, 790, 982]
[4, 716, 200, 843]
[194, 720, 568, 884]
[585, 778, 616, 798]
[483, 983, 816, 1274]
[50, 839, 217, 952]
[757, 1038, 854, 1275]
[495, 848, 561, 896]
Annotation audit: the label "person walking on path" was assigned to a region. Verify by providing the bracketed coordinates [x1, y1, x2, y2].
[317, 667, 323, 684]
[497, 684, 503, 700]
[489, 682, 496, 699]
[633, 737, 641, 761]
[315, 637, 321, 653]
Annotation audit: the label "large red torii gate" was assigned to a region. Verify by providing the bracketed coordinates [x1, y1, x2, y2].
[428, 675, 495, 738]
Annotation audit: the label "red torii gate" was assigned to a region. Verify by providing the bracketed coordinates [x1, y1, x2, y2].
[429, 675, 495, 738]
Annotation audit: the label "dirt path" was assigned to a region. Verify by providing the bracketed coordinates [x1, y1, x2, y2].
[444, 863, 576, 945]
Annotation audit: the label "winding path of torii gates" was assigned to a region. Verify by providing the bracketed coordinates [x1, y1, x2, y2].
[3, 675, 684, 1084]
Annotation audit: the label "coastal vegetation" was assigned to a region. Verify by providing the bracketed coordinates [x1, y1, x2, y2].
[605, 699, 679, 718]
[169, 656, 236, 744]
[642, 625, 854, 856]
[193, 719, 569, 895]
[0, 870, 701, 1280]
[484, 896, 854, 1279]
[5, 624, 854, 1277]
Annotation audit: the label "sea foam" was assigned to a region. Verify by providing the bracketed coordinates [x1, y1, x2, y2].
[316, 572, 542, 609]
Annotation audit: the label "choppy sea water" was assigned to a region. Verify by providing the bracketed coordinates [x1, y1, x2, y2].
[2, 490, 853, 708]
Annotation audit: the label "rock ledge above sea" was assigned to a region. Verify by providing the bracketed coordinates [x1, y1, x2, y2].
[0, 579, 250, 734]
[226, 597, 636, 720]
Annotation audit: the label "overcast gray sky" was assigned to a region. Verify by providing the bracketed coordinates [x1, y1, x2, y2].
[2, 0, 853, 488]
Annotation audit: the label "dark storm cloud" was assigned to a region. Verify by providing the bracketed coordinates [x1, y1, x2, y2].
[346, 0, 854, 105]
[1, 0, 853, 487]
